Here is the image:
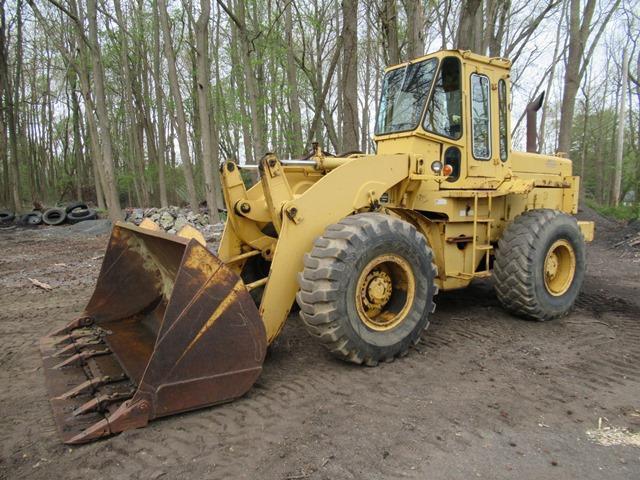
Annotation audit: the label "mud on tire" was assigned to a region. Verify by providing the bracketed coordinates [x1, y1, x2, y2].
[493, 209, 586, 321]
[296, 213, 437, 366]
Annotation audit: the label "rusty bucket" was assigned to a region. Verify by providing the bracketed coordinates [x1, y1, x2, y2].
[40, 222, 267, 444]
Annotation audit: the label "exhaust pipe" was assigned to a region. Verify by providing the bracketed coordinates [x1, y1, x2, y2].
[526, 92, 545, 153]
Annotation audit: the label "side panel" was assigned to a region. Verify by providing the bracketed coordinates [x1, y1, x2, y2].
[391, 185, 577, 292]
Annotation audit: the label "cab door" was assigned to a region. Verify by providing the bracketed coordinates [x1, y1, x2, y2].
[466, 65, 508, 180]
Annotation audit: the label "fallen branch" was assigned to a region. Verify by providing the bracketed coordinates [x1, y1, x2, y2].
[28, 278, 53, 291]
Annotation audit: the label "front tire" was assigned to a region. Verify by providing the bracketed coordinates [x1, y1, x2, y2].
[297, 213, 437, 366]
[493, 209, 586, 320]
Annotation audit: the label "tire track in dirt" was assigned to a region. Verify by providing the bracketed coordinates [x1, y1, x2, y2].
[544, 290, 640, 398]
[3, 229, 640, 479]
[64, 354, 353, 479]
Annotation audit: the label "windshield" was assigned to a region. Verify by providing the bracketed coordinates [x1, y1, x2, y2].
[375, 58, 438, 135]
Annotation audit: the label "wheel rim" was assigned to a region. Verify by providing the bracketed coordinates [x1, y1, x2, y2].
[543, 239, 576, 296]
[355, 254, 415, 331]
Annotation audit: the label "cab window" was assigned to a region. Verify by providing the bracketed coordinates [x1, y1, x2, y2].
[375, 59, 438, 135]
[423, 57, 462, 139]
[470, 74, 491, 160]
[498, 79, 508, 161]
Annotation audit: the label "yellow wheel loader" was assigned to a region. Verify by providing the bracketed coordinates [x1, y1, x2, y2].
[40, 50, 595, 443]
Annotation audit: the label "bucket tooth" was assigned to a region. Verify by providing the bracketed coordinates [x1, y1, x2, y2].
[52, 330, 96, 347]
[66, 397, 152, 445]
[49, 316, 94, 337]
[55, 374, 126, 400]
[53, 340, 102, 358]
[72, 390, 135, 417]
[52, 348, 110, 369]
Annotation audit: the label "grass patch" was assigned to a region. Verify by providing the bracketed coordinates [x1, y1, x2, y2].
[587, 199, 639, 221]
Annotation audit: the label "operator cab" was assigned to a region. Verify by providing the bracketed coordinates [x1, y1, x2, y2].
[374, 50, 512, 186]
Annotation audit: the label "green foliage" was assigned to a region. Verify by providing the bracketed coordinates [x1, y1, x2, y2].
[570, 106, 638, 207]
[117, 171, 135, 191]
[586, 199, 640, 221]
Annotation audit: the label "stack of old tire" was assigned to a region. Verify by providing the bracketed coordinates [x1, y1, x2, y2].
[0, 202, 97, 228]
[43, 202, 97, 226]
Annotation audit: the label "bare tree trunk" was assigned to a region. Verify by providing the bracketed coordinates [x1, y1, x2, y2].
[557, 0, 618, 154]
[612, 48, 628, 206]
[87, 0, 122, 220]
[539, 1, 566, 153]
[236, 0, 267, 161]
[578, 77, 591, 204]
[77, 93, 105, 209]
[91, 146, 106, 210]
[437, 0, 452, 50]
[195, 0, 220, 222]
[152, 0, 169, 208]
[341, 0, 359, 152]
[361, 7, 372, 152]
[404, 0, 425, 59]
[594, 56, 610, 203]
[557, 0, 594, 155]
[635, 51, 640, 206]
[0, 76, 7, 204]
[214, 2, 236, 164]
[71, 77, 84, 201]
[44, 43, 54, 202]
[456, 0, 483, 52]
[77, 57, 107, 209]
[305, 38, 342, 147]
[158, 0, 199, 208]
[114, 0, 149, 207]
[285, 1, 303, 154]
[335, 7, 342, 150]
[0, 0, 22, 211]
[229, 21, 253, 162]
[77, 53, 108, 210]
[380, 0, 400, 65]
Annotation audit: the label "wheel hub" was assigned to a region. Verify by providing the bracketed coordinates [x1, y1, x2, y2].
[545, 253, 559, 277]
[364, 271, 392, 307]
[355, 254, 415, 331]
[543, 239, 576, 296]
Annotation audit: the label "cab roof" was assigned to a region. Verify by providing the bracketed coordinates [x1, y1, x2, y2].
[384, 49, 512, 73]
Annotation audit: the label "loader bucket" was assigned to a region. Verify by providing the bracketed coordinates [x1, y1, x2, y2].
[40, 222, 267, 444]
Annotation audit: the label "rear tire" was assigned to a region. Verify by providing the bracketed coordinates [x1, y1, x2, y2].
[493, 209, 586, 320]
[297, 213, 437, 366]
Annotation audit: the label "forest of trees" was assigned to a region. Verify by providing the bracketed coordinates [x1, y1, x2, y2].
[0, 0, 638, 222]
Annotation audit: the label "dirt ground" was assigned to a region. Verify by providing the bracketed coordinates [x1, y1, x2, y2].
[1, 210, 639, 480]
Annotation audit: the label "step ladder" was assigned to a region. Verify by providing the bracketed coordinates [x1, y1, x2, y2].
[461, 194, 494, 279]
